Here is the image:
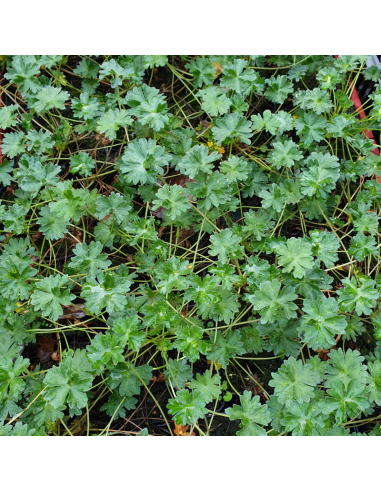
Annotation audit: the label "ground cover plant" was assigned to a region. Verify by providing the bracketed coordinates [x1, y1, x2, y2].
[1, 55, 381, 436]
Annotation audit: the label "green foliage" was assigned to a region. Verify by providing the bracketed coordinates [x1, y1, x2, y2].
[299, 295, 347, 350]
[29, 86, 69, 113]
[43, 349, 94, 416]
[308, 230, 339, 268]
[86, 332, 126, 372]
[68, 241, 111, 282]
[97, 109, 132, 140]
[208, 229, 244, 264]
[207, 330, 245, 368]
[163, 358, 192, 389]
[225, 391, 271, 436]
[152, 184, 191, 221]
[198, 87, 231, 116]
[349, 233, 378, 261]
[246, 279, 298, 324]
[69, 152, 95, 177]
[211, 112, 252, 145]
[125, 84, 170, 131]
[273, 237, 314, 278]
[268, 140, 303, 169]
[269, 357, 321, 407]
[185, 58, 215, 87]
[319, 380, 370, 424]
[337, 277, 379, 315]
[1, 54, 381, 435]
[30, 274, 75, 320]
[119, 138, 172, 184]
[324, 348, 368, 389]
[107, 362, 152, 397]
[265, 75, 293, 104]
[188, 371, 221, 403]
[300, 152, 340, 199]
[167, 389, 208, 425]
[82, 270, 135, 315]
[177, 145, 221, 178]
[0, 104, 18, 129]
[243, 209, 275, 240]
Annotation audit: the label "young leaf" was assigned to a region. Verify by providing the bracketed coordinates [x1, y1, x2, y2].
[225, 390, 271, 436]
[208, 229, 244, 265]
[211, 113, 252, 145]
[167, 389, 208, 425]
[308, 230, 340, 268]
[125, 84, 170, 131]
[119, 138, 172, 185]
[152, 184, 191, 221]
[188, 371, 221, 403]
[207, 330, 245, 369]
[268, 140, 303, 169]
[265, 75, 293, 104]
[268, 357, 321, 407]
[30, 86, 69, 113]
[108, 362, 152, 397]
[176, 145, 221, 179]
[318, 380, 370, 425]
[324, 348, 368, 389]
[299, 295, 347, 350]
[243, 209, 275, 240]
[337, 277, 379, 316]
[164, 358, 192, 389]
[246, 279, 298, 324]
[348, 233, 378, 261]
[68, 241, 111, 283]
[198, 86, 231, 116]
[0, 104, 18, 130]
[172, 323, 206, 363]
[110, 314, 146, 352]
[30, 274, 75, 321]
[220, 155, 249, 183]
[87, 332, 126, 372]
[185, 58, 215, 88]
[43, 349, 94, 413]
[69, 152, 95, 177]
[96, 109, 132, 140]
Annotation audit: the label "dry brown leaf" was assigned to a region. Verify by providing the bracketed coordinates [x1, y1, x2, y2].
[59, 304, 86, 320]
[94, 133, 111, 146]
[157, 226, 166, 238]
[173, 422, 195, 436]
[212, 62, 222, 75]
[51, 350, 61, 362]
[36, 337, 57, 363]
[31, 230, 42, 241]
[150, 372, 166, 383]
[316, 335, 341, 361]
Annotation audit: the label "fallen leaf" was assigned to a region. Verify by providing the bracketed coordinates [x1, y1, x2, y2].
[178, 226, 194, 245]
[150, 372, 166, 383]
[51, 350, 61, 362]
[58, 304, 86, 320]
[95, 133, 111, 146]
[200, 119, 210, 132]
[174, 421, 195, 436]
[36, 337, 58, 363]
[31, 230, 42, 241]
[212, 62, 222, 76]
[157, 226, 166, 238]
[316, 335, 341, 361]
